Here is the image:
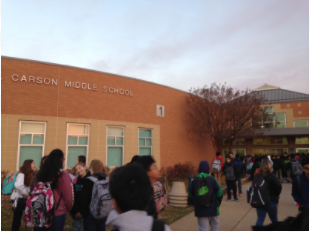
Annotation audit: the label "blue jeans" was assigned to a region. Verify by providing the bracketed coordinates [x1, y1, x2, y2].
[256, 201, 278, 226]
[84, 214, 106, 231]
[48, 214, 66, 231]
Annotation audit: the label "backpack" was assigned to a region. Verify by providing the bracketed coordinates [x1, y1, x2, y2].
[234, 160, 243, 175]
[88, 176, 114, 220]
[24, 181, 61, 228]
[153, 181, 168, 212]
[225, 164, 235, 180]
[291, 161, 303, 176]
[2, 172, 18, 195]
[212, 159, 221, 172]
[195, 176, 214, 207]
[247, 177, 270, 208]
[246, 162, 254, 170]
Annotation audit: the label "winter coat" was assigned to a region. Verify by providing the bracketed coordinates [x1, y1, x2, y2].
[273, 158, 282, 171]
[70, 171, 91, 218]
[10, 173, 30, 200]
[292, 172, 309, 209]
[190, 161, 223, 217]
[80, 172, 108, 218]
[233, 158, 243, 178]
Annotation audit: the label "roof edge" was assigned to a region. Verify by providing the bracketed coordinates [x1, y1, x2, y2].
[1, 55, 190, 95]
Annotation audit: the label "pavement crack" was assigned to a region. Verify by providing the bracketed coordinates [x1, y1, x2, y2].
[231, 207, 253, 231]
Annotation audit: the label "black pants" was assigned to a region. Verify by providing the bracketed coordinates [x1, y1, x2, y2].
[11, 199, 27, 231]
[226, 180, 237, 199]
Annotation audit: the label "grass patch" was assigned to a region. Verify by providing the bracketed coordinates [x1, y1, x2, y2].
[1, 194, 193, 230]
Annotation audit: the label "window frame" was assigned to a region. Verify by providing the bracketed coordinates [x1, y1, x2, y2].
[106, 126, 124, 167]
[295, 136, 309, 145]
[294, 120, 309, 128]
[253, 148, 289, 156]
[16, 121, 47, 171]
[66, 123, 90, 169]
[138, 128, 153, 156]
[296, 148, 309, 154]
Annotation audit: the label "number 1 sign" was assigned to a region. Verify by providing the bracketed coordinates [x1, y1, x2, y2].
[156, 105, 165, 117]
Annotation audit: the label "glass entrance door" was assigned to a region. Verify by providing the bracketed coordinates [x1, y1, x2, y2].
[233, 149, 246, 157]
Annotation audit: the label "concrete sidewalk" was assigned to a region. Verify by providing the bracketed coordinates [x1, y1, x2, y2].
[169, 182, 298, 231]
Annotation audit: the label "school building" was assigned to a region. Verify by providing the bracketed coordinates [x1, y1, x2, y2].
[1, 56, 215, 173]
[222, 84, 309, 157]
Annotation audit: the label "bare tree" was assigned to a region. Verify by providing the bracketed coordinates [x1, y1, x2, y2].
[185, 83, 272, 153]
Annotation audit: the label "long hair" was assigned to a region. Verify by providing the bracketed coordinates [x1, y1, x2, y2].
[89, 159, 106, 173]
[258, 160, 272, 178]
[36, 149, 64, 189]
[20, 159, 35, 187]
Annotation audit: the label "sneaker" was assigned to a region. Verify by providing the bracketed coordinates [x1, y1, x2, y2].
[235, 198, 239, 202]
[226, 198, 231, 201]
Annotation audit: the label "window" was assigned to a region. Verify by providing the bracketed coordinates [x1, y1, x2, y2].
[294, 120, 308, 128]
[139, 129, 152, 156]
[253, 137, 288, 145]
[107, 127, 124, 167]
[295, 137, 309, 144]
[253, 148, 288, 156]
[18, 121, 46, 168]
[67, 124, 89, 168]
[296, 148, 309, 154]
[274, 113, 286, 128]
[258, 107, 286, 128]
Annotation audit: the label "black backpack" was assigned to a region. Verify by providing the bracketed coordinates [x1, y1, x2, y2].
[195, 176, 214, 207]
[291, 161, 303, 176]
[247, 177, 270, 208]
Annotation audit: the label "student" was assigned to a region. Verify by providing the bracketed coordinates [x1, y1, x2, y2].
[35, 149, 74, 231]
[292, 157, 309, 212]
[190, 161, 223, 231]
[234, 153, 243, 197]
[273, 155, 283, 183]
[246, 156, 254, 177]
[80, 159, 110, 231]
[282, 152, 290, 183]
[223, 156, 238, 201]
[135, 156, 161, 219]
[211, 152, 224, 184]
[106, 164, 171, 231]
[30, 156, 47, 192]
[229, 152, 234, 162]
[70, 162, 91, 231]
[251, 156, 262, 181]
[76, 155, 86, 165]
[11, 160, 35, 231]
[286, 154, 303, 182]
[254, 160, 282, 226]
[130, 155, 140, 164]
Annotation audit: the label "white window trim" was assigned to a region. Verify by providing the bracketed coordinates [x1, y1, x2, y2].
[138, 128, 153, 156]
[293, 120, 309, 128]
[106, 126, 124, 168]
[66, 123, 90, 169]
[16, 121, 47, 171]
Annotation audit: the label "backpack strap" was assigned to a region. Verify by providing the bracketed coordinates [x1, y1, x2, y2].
[87, 176, 98, 182]
[296, 175, 301, 195]
[55, 193, 62, 210]
[152, 219, 165, 231]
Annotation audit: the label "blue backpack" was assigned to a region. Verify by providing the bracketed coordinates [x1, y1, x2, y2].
[2, 172, 19, 195]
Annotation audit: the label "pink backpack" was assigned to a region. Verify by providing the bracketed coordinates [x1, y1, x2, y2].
[24, 181, 60, 228]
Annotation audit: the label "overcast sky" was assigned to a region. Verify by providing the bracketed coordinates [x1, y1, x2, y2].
[2, 0, 309, 93]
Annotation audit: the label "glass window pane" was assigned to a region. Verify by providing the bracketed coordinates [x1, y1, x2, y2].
[223, 139, 229, 146]
[223, 149, 229, 156]
[20, 134, 32, 144]
[139, 138, 145, 146]
[263, 122, 274, 128]
[275, 113, 285, 122]
[19, 146, 42, 168]
[275, 122, 286, 128]
[108, 128, 123, 136]
[78, 136, 88, 145]
[234, 149, 245, 157]
[68, 147, 87, 168]
[263, 138, 271, 144]
[107, 147, 123, 166]
[253, 149, 265, 156]
[139, 129, 152, 137]
[297, 149, 309, 154]
[68, 124, 88, 135]
[266, 149, 276, 156]
[139, 147, 151, 156]
[234, 139, 246, 145]
[107, 136, 115, 145]
[295, 120, 308, 128]
[296, 137, 309, 144]
[33, 135, 44, 144]
[21, 122, 45, 133]
[264, 107, 274, 114]
[68, 136, 78, 145]
[253, 138, 264, 145]
[146, 138, 152, 146]
[116, 137, 123, 146]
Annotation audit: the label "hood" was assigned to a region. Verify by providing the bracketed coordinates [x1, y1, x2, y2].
[106, 209, 164, 231]
[92, 172, 107, 179]
[198, 161, 210, 174]
[215, 155, 222, 160]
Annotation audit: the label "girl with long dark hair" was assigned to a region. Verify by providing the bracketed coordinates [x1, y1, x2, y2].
[11, 159, 36, 230]
[36, 149, 73, 231]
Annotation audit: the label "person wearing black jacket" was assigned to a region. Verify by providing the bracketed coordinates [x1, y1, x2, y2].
[273, 155, 283, 182]
[285, 154, 301, 181]
[282, 153, 290, 182]
[254, 160, 282, 226]
[70, 162, 91, 230]
[223, 156, 238, 201]
[250, 156, 261, 181]
[80, 160, 109, 231]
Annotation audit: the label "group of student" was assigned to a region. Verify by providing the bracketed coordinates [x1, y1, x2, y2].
[8, 149, 170, 231]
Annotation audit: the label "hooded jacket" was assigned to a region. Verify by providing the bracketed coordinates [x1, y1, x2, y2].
[106, 209, 171, 231]
[80, 172, 108, 218]
[190, 161, 223, 217]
